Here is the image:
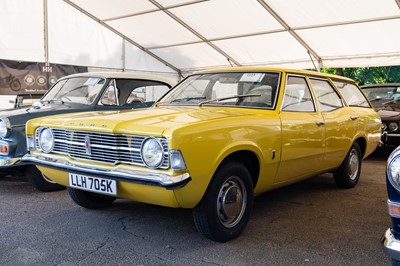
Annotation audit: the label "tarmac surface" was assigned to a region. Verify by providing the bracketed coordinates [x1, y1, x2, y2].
[0, 147, 393, 266]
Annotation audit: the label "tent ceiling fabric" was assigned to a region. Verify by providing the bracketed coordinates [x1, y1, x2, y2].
[2, 0, 400, 75]
[66, 0, 400, 72]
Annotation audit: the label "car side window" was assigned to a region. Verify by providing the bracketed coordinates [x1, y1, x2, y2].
[282, 76, 315, 112]
[333, 81, 370, 107]
[126, 85, 170, 104]
[310, 78, 343, 112]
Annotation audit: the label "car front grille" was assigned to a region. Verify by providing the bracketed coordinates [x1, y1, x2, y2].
[35, 128, 169, 168]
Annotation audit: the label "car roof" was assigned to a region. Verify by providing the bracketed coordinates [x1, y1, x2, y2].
[194, 66, 356, 83]
[60, 71, 175, 87]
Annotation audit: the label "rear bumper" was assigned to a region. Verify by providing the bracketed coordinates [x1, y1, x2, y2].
[381, 228, 400, 261]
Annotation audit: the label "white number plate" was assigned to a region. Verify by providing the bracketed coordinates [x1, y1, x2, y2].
[69, 173, 117, 196]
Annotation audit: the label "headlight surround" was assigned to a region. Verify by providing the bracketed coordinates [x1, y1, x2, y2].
[389, 122, 399, 132]
[141, 138, 164, 168]
[38, 128, 54, 153]
[0, 118, 11, 138]
[388, 151, 400, 192]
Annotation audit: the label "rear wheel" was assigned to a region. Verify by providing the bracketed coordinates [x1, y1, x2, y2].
[192, 161, 253, 242]
[333, 142, 362, 188]
[68, 188, 116, 209]
[25, 166, 65, 192]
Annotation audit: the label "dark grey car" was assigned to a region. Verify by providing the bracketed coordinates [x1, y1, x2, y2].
[0, 71, 174, 191]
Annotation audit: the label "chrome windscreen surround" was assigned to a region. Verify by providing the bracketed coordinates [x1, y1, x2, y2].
[34, 128, 169, 169]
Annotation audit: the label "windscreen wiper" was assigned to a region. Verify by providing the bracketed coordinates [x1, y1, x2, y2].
[198, 94, 260, 106]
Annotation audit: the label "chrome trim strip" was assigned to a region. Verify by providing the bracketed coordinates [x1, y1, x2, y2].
[22, 153, 190, 188]
[55, 139, 141, 152]
[0, 157, 21, 167]
[385, 133, 400, 138]
[382, 228, 400, 261]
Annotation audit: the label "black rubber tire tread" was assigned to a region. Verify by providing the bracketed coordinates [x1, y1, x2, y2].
[333, 142, 362, 188]
[25, 165, 65, 192]
[192, 160, 253, 242]
[68, 187, 116, 209]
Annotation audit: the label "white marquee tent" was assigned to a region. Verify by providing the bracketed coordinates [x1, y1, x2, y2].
[2, 0, 400, 80]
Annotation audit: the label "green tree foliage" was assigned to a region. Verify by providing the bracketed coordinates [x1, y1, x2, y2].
[321, 66, 400, 85]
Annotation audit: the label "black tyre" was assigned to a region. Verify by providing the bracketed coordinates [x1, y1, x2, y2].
[25, 165, 65, 192]
[333, 142, 362, 188]
[192, 160, 254, 242]
[68, 187, 116, 209]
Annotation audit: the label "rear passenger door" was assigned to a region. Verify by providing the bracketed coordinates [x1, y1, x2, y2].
[309, 78, 353, 169]
[276, 75, 325, 184]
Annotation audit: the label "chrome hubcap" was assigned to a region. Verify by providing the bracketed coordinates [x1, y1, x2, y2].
[348, 149, 360, 181]
[217, 176, 247, 228]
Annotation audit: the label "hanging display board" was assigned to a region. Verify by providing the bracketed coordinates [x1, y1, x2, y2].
[0, 59, 87, 95]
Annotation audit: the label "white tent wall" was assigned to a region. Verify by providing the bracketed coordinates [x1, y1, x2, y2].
[48, 0, 125, 70]
[0, 0, 180, 83]
[0, 0, 44, 62]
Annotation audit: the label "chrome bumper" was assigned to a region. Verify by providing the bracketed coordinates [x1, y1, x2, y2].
[0, 157, 22, 167]
[22, 153, 191, 189]
[381, 228, 400, 261]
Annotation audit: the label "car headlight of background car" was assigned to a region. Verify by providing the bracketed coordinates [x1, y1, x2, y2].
[388, 153, 400, 192]
[389, 122, 399, 132]
[387, 148, 400, 218]
[38, 128, 54, 153]
[0, 118, 11, 138]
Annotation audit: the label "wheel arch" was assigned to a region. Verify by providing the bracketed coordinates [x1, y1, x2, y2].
[354, 137, 366, 158]
[217, 150, 260, 189]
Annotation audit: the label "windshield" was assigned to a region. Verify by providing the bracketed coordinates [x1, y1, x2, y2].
[362, 85, 400, 110]
[160, 72, 280, 108]
[42, 77, 105, 104]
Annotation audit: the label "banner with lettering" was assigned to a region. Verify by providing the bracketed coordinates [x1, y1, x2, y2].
[0, 59, 88, 95]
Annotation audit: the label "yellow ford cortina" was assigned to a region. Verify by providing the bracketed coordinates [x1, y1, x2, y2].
[23, 67, 381, 242]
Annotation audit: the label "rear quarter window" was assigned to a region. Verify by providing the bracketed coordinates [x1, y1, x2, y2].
[334, 81, 370, 107]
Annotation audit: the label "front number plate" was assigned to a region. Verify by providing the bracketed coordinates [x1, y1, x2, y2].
[69, 173, 117, 196]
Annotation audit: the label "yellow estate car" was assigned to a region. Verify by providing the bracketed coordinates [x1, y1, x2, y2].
[23, 67, 381, 242]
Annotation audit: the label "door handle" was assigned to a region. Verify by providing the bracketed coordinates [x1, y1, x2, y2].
[315, 121, 325, 126]
[350, 116, 358, 120]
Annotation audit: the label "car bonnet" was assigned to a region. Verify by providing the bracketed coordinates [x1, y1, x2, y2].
[30, 106, 255, 136]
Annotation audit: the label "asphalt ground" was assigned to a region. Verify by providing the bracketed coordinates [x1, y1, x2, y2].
[0, 147, 393, 266]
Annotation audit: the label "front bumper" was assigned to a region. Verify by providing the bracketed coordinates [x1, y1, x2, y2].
[22, 152, 191, 189]
[381, 228, 400, 261]
[382, 132, 400, 146]
[0, 156, 24, 167]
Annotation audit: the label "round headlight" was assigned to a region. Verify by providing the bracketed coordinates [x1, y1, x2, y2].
[382, 123, 387, 131]
[141, 138, 163, 168]
[0, 118, 11, 138]
[389, 122, 399, 132]
[39, 128, 54, 153]
[388, 154, 400, 192]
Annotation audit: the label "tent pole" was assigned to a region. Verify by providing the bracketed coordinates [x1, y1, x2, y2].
[122, 40, 125, 72]
[43, 0, 49, 65]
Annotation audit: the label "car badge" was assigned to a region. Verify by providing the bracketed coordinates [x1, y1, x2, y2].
[84, 135, 91, 155]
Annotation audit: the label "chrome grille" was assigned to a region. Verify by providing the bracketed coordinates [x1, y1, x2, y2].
[35, 128, 169, 168]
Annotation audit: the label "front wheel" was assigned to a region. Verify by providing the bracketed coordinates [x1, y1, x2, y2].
[192, 160, 253, 242]
[25, 166, 65, 192]
[68, 188, 116, 209]
[333, 142, 362, 188]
